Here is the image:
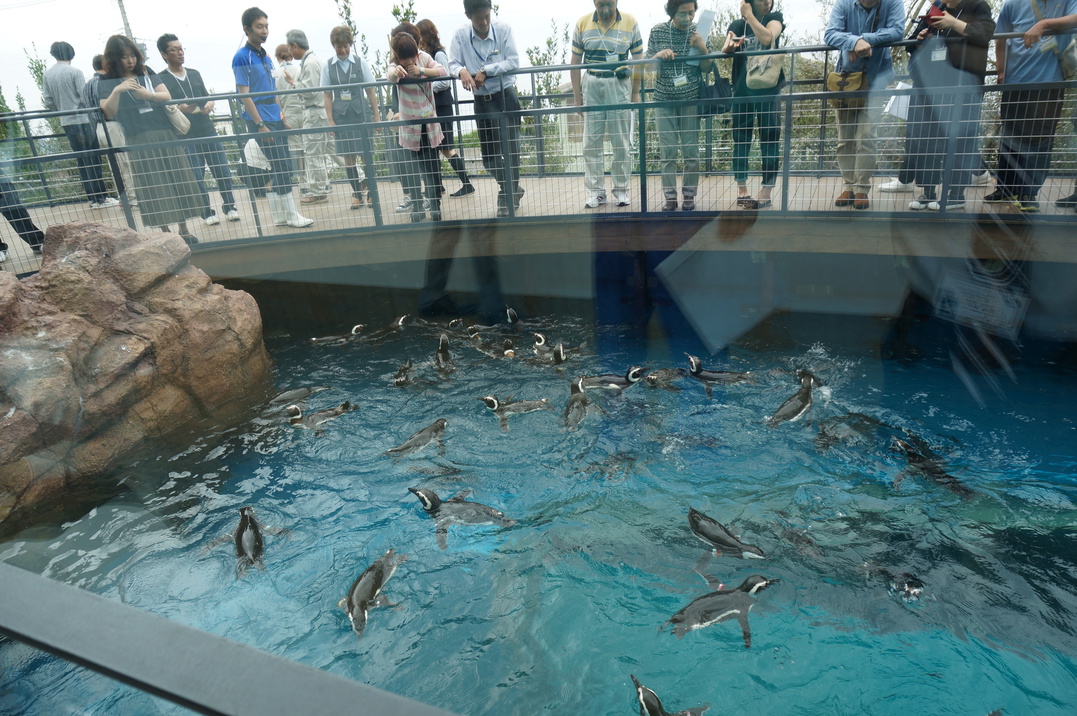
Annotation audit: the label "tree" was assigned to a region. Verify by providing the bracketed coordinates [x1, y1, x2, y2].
[392, 0, 416, 24]
[526, 20, 570, 109]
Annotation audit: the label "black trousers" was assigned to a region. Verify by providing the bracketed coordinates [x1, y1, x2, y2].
[0, 169, 45, 249]
[473, 86, 521, 203]
[996, 86, 1064, 197]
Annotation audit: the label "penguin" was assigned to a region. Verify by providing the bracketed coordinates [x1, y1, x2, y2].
[563, 376, 591, 431]
[387, 419, 447, 458]
[814, 412, 895, 452]
[662, 574, 778, 647]
[393, 359, 413, 388]
[685, 354, 752, 398]
[581, 366, 646, 392]
[286, 401, 357, 433]
[234, 505, 265, 578]
[434, 333, 454, 376]
[551, 342, 569, 366]
[267, 385, 330, 406]
[479, 395, 552, 432]
[886, 571, 925, 603]
[767, 370, 819, 426]
[687, 508, 766, 559]
[468, 328, 516, 359]
[644, 368, 687, 391]
[362, 314, 410, 343]
[533, 332, 552, 356]
[892, 438, 974, 499]
[408, 487, 516, 550]
[630, 675, 710, 716]
[339, 548, 407, 639]
[309, 324, 365, 346]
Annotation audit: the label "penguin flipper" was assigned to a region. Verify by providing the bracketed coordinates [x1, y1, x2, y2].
[435, 527, 449, 550]
[737, 612, 752, 649]
[700, 573, 725, 590]
[704, 383, 713, 400]
[682, 706, 711, 716]
[449, 490, 472, 501]
[499, 417, 510, 432]
[693, 552, 713, 577]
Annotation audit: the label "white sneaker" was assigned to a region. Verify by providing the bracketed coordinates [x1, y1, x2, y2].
[0, 249, 7, 263]
[91, 197, 121, 208]
[224, 209, 240, 221]
[879, 179, 914, 193]
[971, 171, 992, 186]
[613, 190, 630, 207]
[584, 195, 607, 209]
[203, 214, 220, 226]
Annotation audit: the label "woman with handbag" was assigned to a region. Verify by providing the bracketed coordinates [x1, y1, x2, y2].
[722, 0, 785, 210]
[418, 19, 475, 198]
[904, 0, 995, 212]
[99, 34, 203, 244]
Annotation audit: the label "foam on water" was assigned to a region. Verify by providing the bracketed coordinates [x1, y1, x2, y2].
[2, 316, 1076, 715]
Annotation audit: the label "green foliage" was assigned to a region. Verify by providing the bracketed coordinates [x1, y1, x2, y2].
[392, 0, 417, 24]
[525, 21, 570, 110]
[333, 0, 357, 35]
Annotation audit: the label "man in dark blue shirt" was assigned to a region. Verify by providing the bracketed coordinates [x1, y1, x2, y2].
[232, 6, 313, 228]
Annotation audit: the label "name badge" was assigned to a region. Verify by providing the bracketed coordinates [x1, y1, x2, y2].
[1040, 37, 1059, 52]
[340, 90, 352, 101]
[673, 74, 688, 87]
[931, 47, 947, 62]
[606, 52, 618, 64]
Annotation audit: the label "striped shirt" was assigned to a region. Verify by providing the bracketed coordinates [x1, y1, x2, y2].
[572, 11, 643, 67]
[647, 21, 706, 101]
[389, 50, 446, 151]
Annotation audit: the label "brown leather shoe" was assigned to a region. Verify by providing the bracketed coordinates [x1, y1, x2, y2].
[834, 190, 856, 207]
[301, 194, 329, 205]
[853, 192, 870, 210]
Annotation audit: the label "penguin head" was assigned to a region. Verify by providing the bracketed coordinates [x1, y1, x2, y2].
[479, 396, 500, 411]
[395, 314, 411, 328]
[686, 353, 702, 374]
[798, 370, 820, 387]
[285, 404, 303, 421]
[741, 575, 779, 594]
[467, 325, 482, 338]
[626, 366, 647, 383]
[350, 324, 365, 335]
[533, 332, 547, 348]
[630, 675, 667, 716]
[239, 506, 256, 519]
[438, 333, 450, 350]
[433, 418, 448, 431]
[506, 306, 519, 324]
[408, 487, 442, 512]
[552, 343, 567, 364]
[570, 376, 585, 395]
[888, 573, 924, 602]
[447, 318, 464, 329]
[891, 438, 914, 456]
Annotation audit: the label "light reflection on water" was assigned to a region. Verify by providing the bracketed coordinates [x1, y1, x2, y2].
[2, 315, 1076, 715]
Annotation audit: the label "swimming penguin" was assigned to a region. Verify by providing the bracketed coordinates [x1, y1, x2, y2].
[563, 376, 591, 431]
[479, 395, 553, 432]
[767, 370, 819, 426]
[408, 487, 516, 549]
[581, 366, 646, 392]
[434, 334, 454, 376]
[267, 385, 331, 406]
[362, 314, 411, 343]
[685, 354, 752, 398]
[662, 574, 778, 647]
[387, 419, 447, 458]
[393, 359, 413, 387]
[892, 438, 974, 499]
[630, 675, 710, 716]
[339, 548, 407, 639]
[886, 571, 925, 603]
[644, 368, 687, 391]
[533, 332, 552, 356]
[310, 324, 365, 346]
[687, 508, 766, 559]
[814, 412, 895, 451]
[286, 401, 357, 433]
[468, 328, 516, 359]
[201, 506, 288, 578]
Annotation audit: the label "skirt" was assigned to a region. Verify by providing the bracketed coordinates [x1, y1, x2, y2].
[128, 128, 204, 227]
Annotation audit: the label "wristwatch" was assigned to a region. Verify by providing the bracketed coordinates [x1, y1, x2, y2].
[255, 121, 266, 128]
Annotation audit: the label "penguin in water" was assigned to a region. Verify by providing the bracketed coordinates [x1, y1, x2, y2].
[688, 508, 766, 559]
[360, 314, 410, 344]
[468, 327, 516, 359]
[662, 574, 779, 647]
[581, 366, 646, 392]
[267, 385, 331, 407]
[479, 395, 553, 432]
[392, 359, 413, 388]
[339, 548, 407, 640]
[563, 376, 594, 431]
[434, 333, 454, 376]
[387, 419, 447, 459]
[286, 401, 357, 434]
[203, 506, 288, 578]
[408, 487, 516, 549]
[630, 675, 710, 716]
[864, 563, 926, 603]
[767, 370, 820, 426]
[892, 438, 974, 499]
[533, 332, 552, 357]
[309, 324, 365, 346]
[685, 354, 752, 398]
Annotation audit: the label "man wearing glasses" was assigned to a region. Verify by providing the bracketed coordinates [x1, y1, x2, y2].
[448, 0, 524, 217]
[232, 6, 313, 228]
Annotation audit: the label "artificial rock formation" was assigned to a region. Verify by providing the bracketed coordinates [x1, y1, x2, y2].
[0, 222, 271, 525]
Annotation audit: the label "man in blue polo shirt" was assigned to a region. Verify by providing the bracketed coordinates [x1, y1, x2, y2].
[988, 0, 1077, 212]
[232, 6, 313, 228]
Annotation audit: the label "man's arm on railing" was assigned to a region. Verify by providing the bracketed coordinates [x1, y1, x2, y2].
[1022, 12, 1077, 48]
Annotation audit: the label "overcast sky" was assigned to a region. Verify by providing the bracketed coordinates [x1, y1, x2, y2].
[0, 0, 827, 113]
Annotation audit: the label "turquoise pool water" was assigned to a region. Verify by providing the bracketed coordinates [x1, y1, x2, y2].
[2, 314, 1076, 715]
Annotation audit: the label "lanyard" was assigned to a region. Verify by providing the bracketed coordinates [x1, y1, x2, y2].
[469, 25, 500, 67]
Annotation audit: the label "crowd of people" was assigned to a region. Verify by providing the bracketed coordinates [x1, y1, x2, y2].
[4, 0, 1077, 262]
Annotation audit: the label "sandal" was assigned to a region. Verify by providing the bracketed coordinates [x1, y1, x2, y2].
[736, 195, 754, 208]
[742, 198, 772, 210]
